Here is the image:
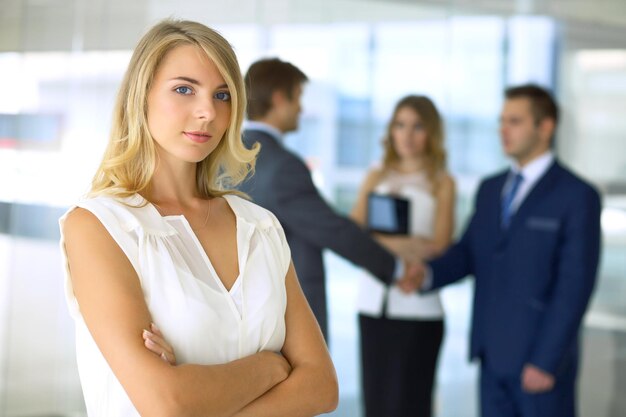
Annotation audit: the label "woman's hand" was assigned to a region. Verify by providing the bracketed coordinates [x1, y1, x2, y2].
[396, 261, 426, 294]
[142, 323, 176, 365]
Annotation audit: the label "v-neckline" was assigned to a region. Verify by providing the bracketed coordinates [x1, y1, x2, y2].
[144, 195, 253, 297]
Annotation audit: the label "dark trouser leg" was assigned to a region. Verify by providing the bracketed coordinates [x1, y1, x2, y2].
[359, 314, 444, 417]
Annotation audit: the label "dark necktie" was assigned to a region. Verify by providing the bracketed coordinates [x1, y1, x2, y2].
[501, 172, 523, 228]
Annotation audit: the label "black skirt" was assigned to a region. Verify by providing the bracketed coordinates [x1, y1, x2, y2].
[359, 314, 445, 417]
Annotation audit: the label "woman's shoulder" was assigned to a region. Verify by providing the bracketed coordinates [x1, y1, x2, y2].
[61, 204, 103, 237]
[224, 194, 283, 230]
[361, 166, 388, 189]
[62, 194, 127, 220]
[63, 194, 171, 236]
[436, 170, 455, 188]
[365, 166, 386, 179]
[432, 170, 455, 199]
[79, 193, 143, 218]
[76, 193, 141, 210]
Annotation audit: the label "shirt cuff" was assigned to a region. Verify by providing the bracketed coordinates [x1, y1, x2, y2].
[421, 265, 433, 291]
[393, 257, 404, 282]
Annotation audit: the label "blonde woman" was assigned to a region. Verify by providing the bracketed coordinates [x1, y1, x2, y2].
[60, 19, 337, 416]
[351, 95, 455, 417]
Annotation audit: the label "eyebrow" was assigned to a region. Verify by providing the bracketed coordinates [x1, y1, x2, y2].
[169, 76, 228, 89]
[170, 76, 201, 85]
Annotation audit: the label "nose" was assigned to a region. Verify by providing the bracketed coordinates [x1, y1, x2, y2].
[195, 96, 216, 121]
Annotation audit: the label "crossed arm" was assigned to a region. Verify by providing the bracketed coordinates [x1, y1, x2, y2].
[64, 208, 337, 417]
[145, 261, 338, 417]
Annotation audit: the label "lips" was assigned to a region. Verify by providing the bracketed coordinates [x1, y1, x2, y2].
[184, 131, 211, 144]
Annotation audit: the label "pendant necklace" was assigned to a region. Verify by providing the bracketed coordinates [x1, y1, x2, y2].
[192, 199, 212, 231]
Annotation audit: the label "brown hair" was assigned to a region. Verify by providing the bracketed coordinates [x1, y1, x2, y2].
[382, 95, 447, 192]
[505, 84, 559, 126]
[244, 58, 308, 120]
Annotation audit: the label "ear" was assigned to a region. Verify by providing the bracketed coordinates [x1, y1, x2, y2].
[538, 117, 555, 144]
[271, 89, 287, 108]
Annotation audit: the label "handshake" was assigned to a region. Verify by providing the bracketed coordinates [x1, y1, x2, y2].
[397, 261, 427, 294]
[375, 234, 433, 294]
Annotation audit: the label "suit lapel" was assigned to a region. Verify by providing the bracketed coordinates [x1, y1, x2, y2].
[505, 161, 560, 235]
[486, 173, 509, 244]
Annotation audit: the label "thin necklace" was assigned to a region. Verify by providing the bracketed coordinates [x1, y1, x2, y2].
[192, 199, 212, 231]
[153, 199, 212, 230]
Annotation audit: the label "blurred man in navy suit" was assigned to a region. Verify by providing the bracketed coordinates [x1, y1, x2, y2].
[409, 84, 601, 417]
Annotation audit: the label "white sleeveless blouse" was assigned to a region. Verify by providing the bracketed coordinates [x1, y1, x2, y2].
[59, 194, 290, 416]
[357, 170, 444, 320]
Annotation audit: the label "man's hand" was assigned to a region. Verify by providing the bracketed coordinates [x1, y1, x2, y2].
[396, 261, 425, 294]
[521, 364, 555, 393]
[375, 235, 435, 263]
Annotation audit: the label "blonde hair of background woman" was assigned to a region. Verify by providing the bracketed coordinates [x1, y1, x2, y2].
[381, 95, 447, 193]
[90, 19, 259, 199]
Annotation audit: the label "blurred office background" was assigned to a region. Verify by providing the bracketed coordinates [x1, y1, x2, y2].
[1, 0, 625, 415]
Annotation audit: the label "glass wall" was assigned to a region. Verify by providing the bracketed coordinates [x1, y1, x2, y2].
[0, 49, 130, 414]
[560, 45, 626, 416]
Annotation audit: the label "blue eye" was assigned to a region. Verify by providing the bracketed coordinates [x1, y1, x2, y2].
[215, 91, 231, 102]
[175, 86, 193, 95]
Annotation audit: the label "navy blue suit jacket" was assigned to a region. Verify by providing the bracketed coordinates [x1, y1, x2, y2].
[429, 160, 601, 377]
[239, 129, 396, 339]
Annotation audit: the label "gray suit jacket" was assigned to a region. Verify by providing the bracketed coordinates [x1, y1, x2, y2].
[240, 129, 396, 339]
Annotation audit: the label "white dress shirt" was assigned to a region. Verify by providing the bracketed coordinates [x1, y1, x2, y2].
[505, 151, 555, 214]
[243, 120, 283, 141]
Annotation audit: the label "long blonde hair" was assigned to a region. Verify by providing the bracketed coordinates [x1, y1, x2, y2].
[90, 19, 258, 199]
[381, 95, 446, 192]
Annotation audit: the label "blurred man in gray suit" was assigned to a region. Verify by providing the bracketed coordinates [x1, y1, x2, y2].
[240, 58, 418, 341]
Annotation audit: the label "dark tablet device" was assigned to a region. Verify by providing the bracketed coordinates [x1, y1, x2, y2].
[367, 193, 410, 235]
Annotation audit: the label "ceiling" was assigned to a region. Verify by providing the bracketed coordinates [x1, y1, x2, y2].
[1, 0, 625, 51]
[371, 0, 626, 27]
